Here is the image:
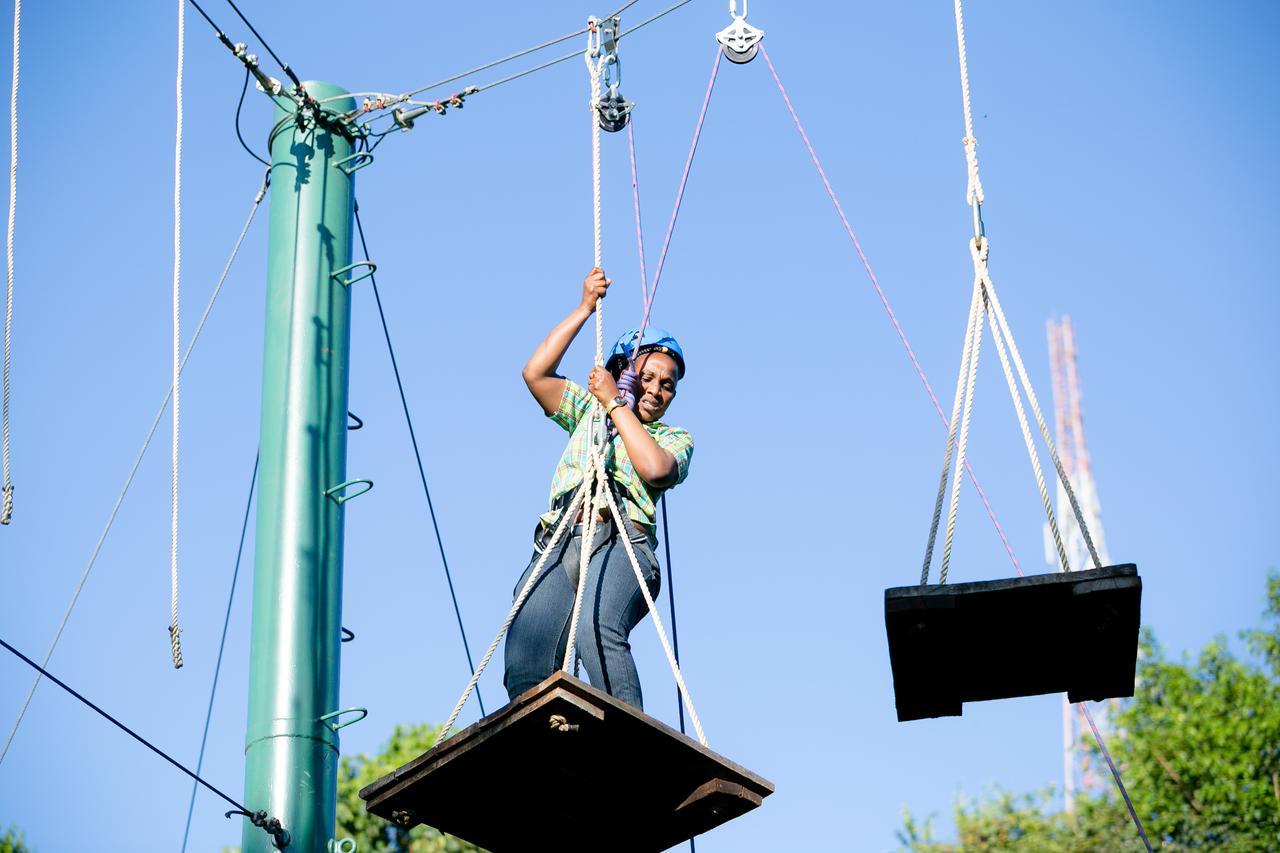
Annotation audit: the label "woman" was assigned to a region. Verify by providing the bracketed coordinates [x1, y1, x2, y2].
[503, 267, 693, 711]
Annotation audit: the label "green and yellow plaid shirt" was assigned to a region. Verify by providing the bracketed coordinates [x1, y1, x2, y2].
[540, 379, 694, 537]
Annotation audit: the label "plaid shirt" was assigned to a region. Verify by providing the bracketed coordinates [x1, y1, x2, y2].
[540, 379, 693, 537]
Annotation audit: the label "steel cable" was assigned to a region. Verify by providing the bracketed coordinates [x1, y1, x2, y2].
[179, 455, 258, 853]
[354, 203, 485, 715]
[0, 173, 268, 764]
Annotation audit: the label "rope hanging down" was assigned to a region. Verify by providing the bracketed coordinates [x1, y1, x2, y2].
[0, 0, 18, 526]
[443, 26, 710, 745]
[0, 171, 269, 766]
[919, 0, 1103, 588]
[169, 0, 185, 669]
[918, 3, 1152, 849]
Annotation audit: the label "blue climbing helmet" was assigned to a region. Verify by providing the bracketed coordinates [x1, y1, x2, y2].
[606, 327, 686, 379]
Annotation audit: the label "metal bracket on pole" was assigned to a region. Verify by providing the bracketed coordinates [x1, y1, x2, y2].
[716, 0, 764, 64]
[324, 479, 373, 505]
[334, 151, 374, 175]
[318, 707, 368, 733]
[330, 261, 377, 288]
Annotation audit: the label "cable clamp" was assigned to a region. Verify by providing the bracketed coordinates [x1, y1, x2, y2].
[225, 809, 291, 851]
[716, 0, 764, 64]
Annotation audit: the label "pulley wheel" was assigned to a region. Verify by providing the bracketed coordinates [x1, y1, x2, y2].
[722, 43, 758, 64]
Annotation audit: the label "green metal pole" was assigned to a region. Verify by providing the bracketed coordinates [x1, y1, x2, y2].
[242, 82, 360, 853]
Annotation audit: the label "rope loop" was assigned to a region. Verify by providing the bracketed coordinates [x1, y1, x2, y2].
[963, 135, 984, 205]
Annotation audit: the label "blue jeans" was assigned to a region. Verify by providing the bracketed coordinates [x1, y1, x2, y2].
[503, 516, 661, 710]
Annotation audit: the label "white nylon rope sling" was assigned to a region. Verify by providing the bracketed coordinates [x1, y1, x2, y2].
[443, 23, 706, 746]
[0, 0, 18, 526]
[920, 0, 1102, 587]
[168, 0, 185, 668]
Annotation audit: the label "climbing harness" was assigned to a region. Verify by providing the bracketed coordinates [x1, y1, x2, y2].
[715, 0, 763, 64]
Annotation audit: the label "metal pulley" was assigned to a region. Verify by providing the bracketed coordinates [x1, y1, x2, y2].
[592, 15, 633, 132]
[716, 0, 764, 64]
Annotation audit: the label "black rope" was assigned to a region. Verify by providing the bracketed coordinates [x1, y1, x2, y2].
[220, 0, 301, 89]
[235, 68, 270, 166]
[660, 495, 695, 853]
[0, 634, 288, 849]
[180, 454, 258, 853]
[185, 0, 236, 52]
[353, 201, 485, 715]
[660, 495, 686, 735]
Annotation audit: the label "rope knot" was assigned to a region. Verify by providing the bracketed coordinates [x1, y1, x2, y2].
[963, 136, 985, 205]
[168, 623, 184, 669]
[969, 235, 990, 265]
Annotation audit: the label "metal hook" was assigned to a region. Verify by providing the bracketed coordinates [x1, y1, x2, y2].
[341, 627, 356, 643]
[324, 479, 373, 505]
[318, 706, 368, 732]
[347, 411, 364, 431]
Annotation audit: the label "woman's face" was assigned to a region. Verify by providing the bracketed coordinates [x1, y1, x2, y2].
[635, 351, 679, 423]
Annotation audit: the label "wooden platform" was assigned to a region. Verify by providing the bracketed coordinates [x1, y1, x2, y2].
[884, 564, 1141, 722]
[360, 673, 774, 852]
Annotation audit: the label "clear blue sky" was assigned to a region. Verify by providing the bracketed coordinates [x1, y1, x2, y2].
[2, 1, 1277, 850]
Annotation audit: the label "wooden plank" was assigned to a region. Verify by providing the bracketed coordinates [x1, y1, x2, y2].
[884, 564, 1141, 722]
[359, 672, 774, 852]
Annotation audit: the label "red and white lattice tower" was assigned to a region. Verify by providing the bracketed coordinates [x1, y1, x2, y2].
[1046, 316, 1114, 813]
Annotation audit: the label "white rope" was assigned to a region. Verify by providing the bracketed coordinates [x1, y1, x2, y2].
[561, 26, 609, 672]
[979, 274, 1070, 571]
[983, 278, 1103, 569]
[0, 0, 18, 526]
[168, 0, 185, 669]
[441, 478, 591, 734]
[0, 172, 269, 764]
[597, 464, 707, 745]
[921, 268, 983, 585]
[923, 0, 1103, 583]
[561, 454, 600, 672]
[953, 0, 984, 209]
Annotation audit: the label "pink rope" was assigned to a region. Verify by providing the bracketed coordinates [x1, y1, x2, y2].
[636, 49, 722, 345]
[762, 45, 1151, 847]
[626, 118, 649, 311]
[759, 44, 1023, 577]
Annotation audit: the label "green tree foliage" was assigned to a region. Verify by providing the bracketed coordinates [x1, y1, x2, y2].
[0, 827, 30, 853]
[336, 722, 483, 853]
[900, 572, 1280, 851]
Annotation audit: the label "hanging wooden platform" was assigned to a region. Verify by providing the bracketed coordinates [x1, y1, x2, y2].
[884, 563, 1141, 722]
[359, 672, 774, 852]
